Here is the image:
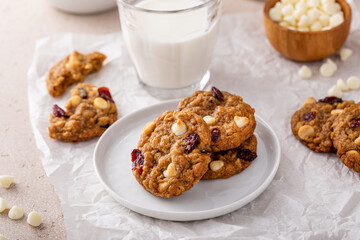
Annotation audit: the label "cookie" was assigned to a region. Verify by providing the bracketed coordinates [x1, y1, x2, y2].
[132, 110, 212, 198]
[202, 135, 257, 180]
[291, 96, 354, 152]
[331, 103, 360, 173]
[48, 83, 117, 142]
[177, 87, 256, 152]
[46, 51, 106, 97]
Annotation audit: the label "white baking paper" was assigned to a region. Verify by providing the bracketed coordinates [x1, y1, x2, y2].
[28, 2, 360, 239]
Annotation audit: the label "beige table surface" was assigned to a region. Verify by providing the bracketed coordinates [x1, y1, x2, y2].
[0, 0, 263, 239]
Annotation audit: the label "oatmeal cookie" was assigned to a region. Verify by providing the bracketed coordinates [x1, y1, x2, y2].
[202, 135, 257, 180]
[132, 110, 212, 198]
[291, 96, 354, 152]
[48, 83, 117, 142]
[177, 87, 256, 152]
[331, 103, 360, 173]
[46, 51, 106, 97]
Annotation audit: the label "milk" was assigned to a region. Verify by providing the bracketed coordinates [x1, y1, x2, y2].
[120, 0, 220, 89]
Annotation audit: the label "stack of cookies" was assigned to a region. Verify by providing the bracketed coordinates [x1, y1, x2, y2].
[131, 87, 257, 198]
[291, 96, 360, 174]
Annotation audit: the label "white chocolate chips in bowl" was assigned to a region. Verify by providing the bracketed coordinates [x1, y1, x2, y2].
[269, 0, 345, 32]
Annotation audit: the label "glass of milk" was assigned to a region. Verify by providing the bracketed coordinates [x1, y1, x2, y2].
[117, 0, 222, 99]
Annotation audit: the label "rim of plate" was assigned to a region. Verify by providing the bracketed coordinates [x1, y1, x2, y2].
[93, 99, 281, 221]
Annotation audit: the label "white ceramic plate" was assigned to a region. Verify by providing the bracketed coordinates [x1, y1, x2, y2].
[93, 100, 281, 221]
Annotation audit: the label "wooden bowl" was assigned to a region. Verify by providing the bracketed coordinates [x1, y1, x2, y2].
[263, 0, 352, 62]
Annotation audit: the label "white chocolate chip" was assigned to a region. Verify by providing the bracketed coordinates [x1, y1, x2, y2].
[293, 8, 304, 20]
[142, 120, 156, 136]
[234, 116, 249, 129]
[331, 109, 343, 115]
[279, 21, 290, 28]
[0, 198, 8, 213]
[283, 15, 296, 26]
[0, 175, 14, 189]
[298, 26, 310, 32]
[310, 21, 322, 31]
[203, 116, 216, 126]
[269, 7, 282, 22]
[304, 97, 316, 106]
[210, 160, 224, 172]
[298, 65, 312, 79]
[339, 48, 353, 61]
[171, 120, 187, 136]
[320, 59, 337, 77]
[163, 163, 176, 178]
[8, 206, 24, 220]
[307, 8, 321, 23]
[319, 14, 330, 27]
[354, 136, 360, 146]
[346, 76, 360, 90]
[281, 4, 294, 16]
[329, 13, 344, 27]
[298, 125, 315, 139]
[69, 95, 82, 107]
[93, 97, 108, 109]
[298, 15, 310, 27]
[323, 2, 339, 15]
[336, 79, 348, 91]
[27, 211, 42, 227]
[0, 235, 8, 240]
[327, 85, 343, 98]
[307, 0, 320, 8]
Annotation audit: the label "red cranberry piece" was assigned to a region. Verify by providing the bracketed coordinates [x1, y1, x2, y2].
[303, 112, 316, 121]
[319, 96, 343, 104]
[184, 133, 200, 153]
[211, 128, 220, 143]
[98, 87, 114, 102]
[350, 118, 360, 128]
[237, 149, 257, 162]
[211, 87, 224, 101]
[131, 149, 144, 175]
[78, 87, 88, 99]
[52, 104, 69, 118]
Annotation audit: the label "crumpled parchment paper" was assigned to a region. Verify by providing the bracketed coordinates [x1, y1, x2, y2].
[28, 2, 360, 239]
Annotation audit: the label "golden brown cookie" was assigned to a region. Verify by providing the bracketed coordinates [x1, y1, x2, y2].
[177, 87, 256, 152]
[132, 110, 212, 198]
[291, 96, 354, 152]
[48, 83, 117, 142]
[46, 51, 106, 97]
[202, 135, 257, 180]
[331, 103, 360, 173]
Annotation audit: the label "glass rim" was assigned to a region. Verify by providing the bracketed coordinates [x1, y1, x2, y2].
[117, 0, 220, 14]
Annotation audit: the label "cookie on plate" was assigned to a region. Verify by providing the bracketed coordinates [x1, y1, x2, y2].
[202, 135, 257, 180]
[291, 96, 354, 152]
[177, 87, 256, 152]
[132, 110, 212, 198]
[48, 83, 117, 142]
[331, 103, 360, 173]
[46, 51, 106, 97]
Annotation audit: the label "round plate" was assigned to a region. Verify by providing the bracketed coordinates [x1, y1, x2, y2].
[93, 100, 281, 221]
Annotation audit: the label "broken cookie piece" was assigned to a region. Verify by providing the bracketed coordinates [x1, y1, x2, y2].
[46, 51, 106, 97]
[48, 83, 117, 142]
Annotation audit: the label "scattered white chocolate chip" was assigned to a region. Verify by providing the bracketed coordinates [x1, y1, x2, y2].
[320, 59, 337, 77]
[354, 136, 360, 146]
[234, 116, 249, 129]
[298, 125, 315, 139]
[142, 120, 156, 136]
[346, 76, 360, 90]
[331, 109, 343, 115]
[69, 95, 82, 107]
[304, 97, 316, 105]
[0, 235, 8, 240]
[8, 205, 24, 220]
[0, 175, 14, 189]
[298, 65, 312, 79]
[339, 48, 353, 61]
[27, 211, 42, 227]
[327, 85, 343, 98]
[210, 160, 224, 172]
[93, 97, 108, 109]
[165, 163, 177, 178]
[203, 116, 216, 126]
[171, 120, 187, 136]
[336, 78, 348, 91]
[329, 12, 344, 27]
[0, 198, 8, 213]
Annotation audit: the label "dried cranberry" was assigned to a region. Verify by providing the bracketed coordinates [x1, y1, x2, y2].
[78, 87, 88, 99]
[350, 118, 360, 128]
[319, 96, 343, 104]
[52, 104, 69, 118]
[98, 87, 114, 102]
[131, 149, 144, 175]
[237, 149, 257, 162]
[184, 133, 200, 153]
[211, 87, 224, 101]
[211, 129, 220, 143]
[303, 112, 316, 121]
